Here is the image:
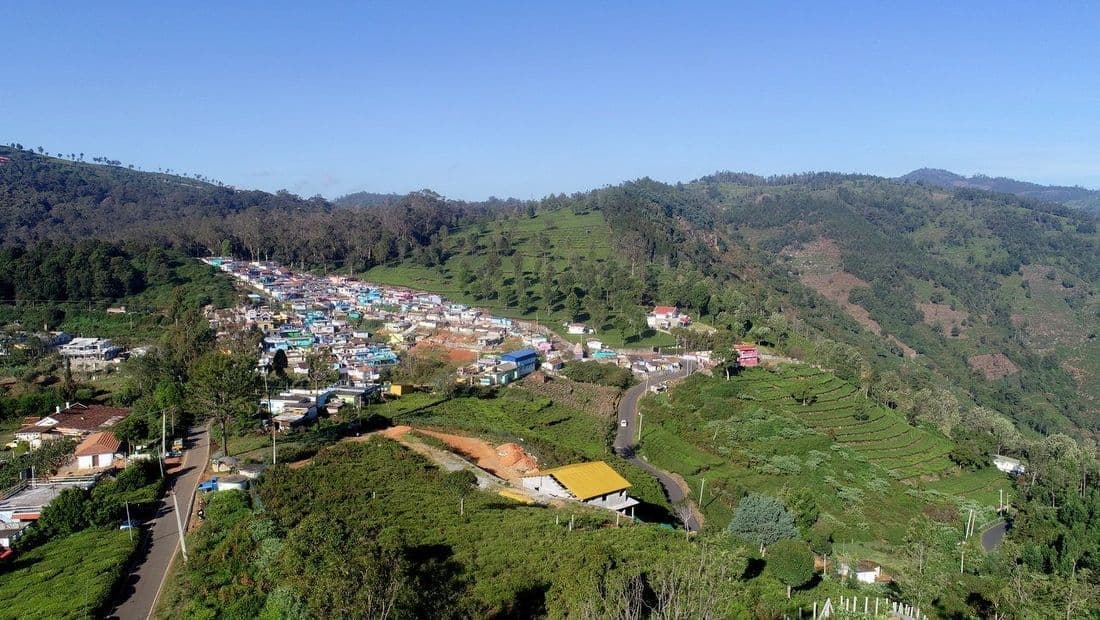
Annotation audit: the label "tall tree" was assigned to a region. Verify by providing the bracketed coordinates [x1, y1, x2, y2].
[767, 539, 814, 598]
[189, 350, 257, 456]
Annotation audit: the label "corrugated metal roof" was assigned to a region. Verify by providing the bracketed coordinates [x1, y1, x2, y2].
[533, 461, 631, 500]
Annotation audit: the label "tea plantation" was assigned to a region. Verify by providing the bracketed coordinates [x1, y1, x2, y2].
[638, 365, 1008, 544]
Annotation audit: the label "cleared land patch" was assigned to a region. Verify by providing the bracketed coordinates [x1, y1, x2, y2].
[967, 353, 1020, 381]
[918, 301, 968, 337]
[784, 238, 917, 357]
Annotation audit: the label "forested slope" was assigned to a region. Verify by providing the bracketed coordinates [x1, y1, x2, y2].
[2, 145, 1098, 435]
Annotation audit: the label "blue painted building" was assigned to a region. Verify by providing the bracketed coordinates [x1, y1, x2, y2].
[501, 348, 539, 378]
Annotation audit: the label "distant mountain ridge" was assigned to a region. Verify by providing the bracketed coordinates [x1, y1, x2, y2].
[899, 168, 1100, 212]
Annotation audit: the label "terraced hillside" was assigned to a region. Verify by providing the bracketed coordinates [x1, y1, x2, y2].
[638, 365, 1008, 544]
[738, 365, 956, 480]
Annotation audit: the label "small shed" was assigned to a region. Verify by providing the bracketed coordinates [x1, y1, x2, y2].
[212, 456, 240, 473]
[217, 475, 250, 492]
[74, 432, 121, 470]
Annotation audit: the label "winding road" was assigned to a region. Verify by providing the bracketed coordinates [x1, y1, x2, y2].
[614, 367, 701, 531]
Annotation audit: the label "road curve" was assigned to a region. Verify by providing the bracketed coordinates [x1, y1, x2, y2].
[981, 520, 1007, 551]
[613, 368, 701, 531]
[109, 426, 209, 620]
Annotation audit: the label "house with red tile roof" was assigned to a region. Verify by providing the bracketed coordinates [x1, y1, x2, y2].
[14, 403, 130, 448]
[74, 432, 122, 470]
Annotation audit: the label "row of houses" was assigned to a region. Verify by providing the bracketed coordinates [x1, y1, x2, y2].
[205, 258, 595, 400]
[2, 403, 133, 551]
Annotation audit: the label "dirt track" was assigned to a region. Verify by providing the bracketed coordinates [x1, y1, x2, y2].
[382, 426, 536, 480]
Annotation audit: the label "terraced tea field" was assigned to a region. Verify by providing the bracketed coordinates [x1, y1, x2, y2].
[733, 365, 956, 481]
[638, 365, 1008, 544]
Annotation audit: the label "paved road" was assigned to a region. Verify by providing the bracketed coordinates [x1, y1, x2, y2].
[109, 426, 209, 620]
[613, 368, 701, 531]
[981, 520, 1008, 551]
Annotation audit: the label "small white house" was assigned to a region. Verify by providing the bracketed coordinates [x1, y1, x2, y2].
[566, 323, 590, 335]
[855, 562, 882, 584]
[993, 454, 1027, 475]
[73, 432, 121, 470]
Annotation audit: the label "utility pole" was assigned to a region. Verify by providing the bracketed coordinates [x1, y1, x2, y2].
[172, 492, 189, 563]
[698, 477, 705, 505]
[160, 408, 167, 478]
[264, 372, 276, 465]
[636, 412, 643, 443]
[125, 502, 133, 542]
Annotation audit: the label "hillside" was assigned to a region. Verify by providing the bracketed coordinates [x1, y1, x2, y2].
[639, 366, 1008, 543]
[358, 173, 1099, 437]
[3, 147, 1097, 436]
[0, 145, 330, 247]
[900, 168, 1100, 212]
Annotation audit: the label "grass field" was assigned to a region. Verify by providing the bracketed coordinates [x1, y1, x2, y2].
[637, 365, 1008, 545]
[0, 528, 137, 619]
[362, 207, 675, 348]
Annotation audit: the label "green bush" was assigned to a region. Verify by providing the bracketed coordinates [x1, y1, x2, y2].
[563, 361, 635, 389]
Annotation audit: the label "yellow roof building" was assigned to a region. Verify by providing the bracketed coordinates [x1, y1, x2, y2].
[530, 461, 631, 501]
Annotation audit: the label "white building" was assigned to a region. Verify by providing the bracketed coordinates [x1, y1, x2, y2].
[74, 432, 121, 470]
[58, 337, 120, 361]
[993, 454, 1027, 475]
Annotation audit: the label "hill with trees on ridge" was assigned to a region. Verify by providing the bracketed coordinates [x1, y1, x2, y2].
[2, 144, 1098, 437]
[899, 167, 1100, 213]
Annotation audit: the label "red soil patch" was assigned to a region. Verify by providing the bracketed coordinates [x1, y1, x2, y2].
[968, 353, 1020, 381]
[408, 341, 477, 365]
[784, 238, 917, 358]
[383, 426, 538, 481]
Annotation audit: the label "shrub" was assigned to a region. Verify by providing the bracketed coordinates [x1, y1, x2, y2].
[767, 539, 815, 598]
[727, 493, 798, 552]
[562, 361, 634, 389]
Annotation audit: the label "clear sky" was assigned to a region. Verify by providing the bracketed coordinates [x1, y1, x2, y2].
[3, 2, 1099, 200]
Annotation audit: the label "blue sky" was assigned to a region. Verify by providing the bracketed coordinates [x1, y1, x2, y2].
[3, 2, 1099, 199]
